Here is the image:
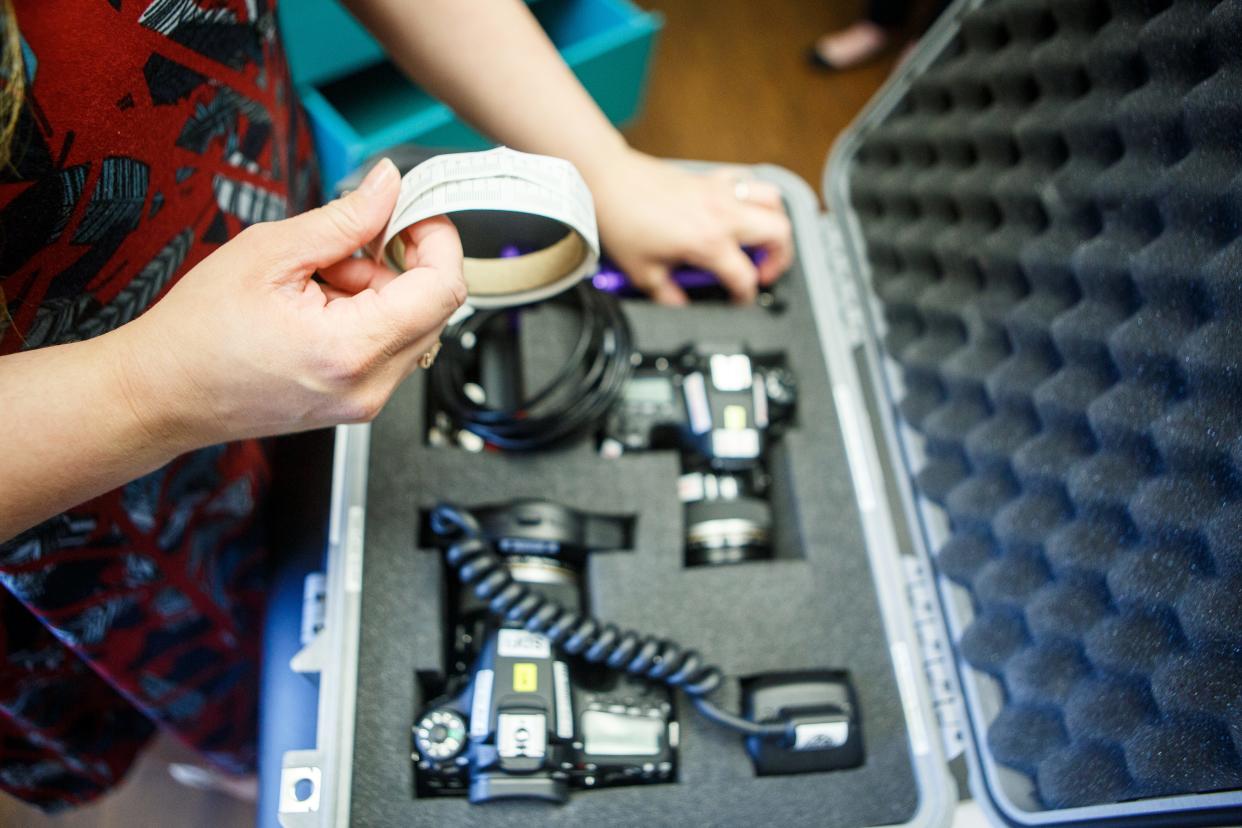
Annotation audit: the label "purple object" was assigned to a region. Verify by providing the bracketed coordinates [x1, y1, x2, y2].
[500, 243, 767, 299]
[592, 248, 767, 297]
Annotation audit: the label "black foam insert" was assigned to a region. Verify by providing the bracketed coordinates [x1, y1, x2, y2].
[347, 188, 921, 826]
[850, 0, 1242, 812]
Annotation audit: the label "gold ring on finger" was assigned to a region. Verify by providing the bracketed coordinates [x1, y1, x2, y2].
[419, 340, 442, 370]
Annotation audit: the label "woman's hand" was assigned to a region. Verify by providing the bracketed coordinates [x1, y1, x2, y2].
[1, 158, 464, 540]
[117, 158, 466, 449]
[586, 150, 794, 306]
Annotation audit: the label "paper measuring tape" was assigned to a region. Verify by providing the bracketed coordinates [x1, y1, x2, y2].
[370, 147, 599, 308]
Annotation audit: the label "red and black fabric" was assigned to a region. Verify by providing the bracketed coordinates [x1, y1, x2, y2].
[0, 0, 318, 811]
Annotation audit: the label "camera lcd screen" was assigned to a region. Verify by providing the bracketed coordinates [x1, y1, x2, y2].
[581, 710, 663, 756]
[625, 376, 676, 405]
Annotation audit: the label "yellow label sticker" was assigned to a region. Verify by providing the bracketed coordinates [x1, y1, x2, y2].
[724, 404, 748, 431]
[513, 662, 537, 693]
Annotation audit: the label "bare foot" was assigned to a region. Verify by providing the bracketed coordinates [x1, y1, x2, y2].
[811, 21, 890, 70]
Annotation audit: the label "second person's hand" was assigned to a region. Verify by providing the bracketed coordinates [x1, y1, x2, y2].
[587, 149, 794, 306]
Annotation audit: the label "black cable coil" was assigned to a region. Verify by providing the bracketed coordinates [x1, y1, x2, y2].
[428, 283, 634, 451]
[430, 502, 790, 741]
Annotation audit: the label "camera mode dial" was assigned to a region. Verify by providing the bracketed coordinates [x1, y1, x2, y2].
[414, 709, 469, 764]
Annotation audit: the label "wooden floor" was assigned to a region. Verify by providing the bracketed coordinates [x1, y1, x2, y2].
[0, 2, 896, 826]
[625, 0, 900, 191]
[0, 733, 253, 828]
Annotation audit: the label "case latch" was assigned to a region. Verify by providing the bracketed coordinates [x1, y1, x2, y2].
[820, 218, 867, 346]
[901, 557, 965, 760]
[301, 572, 327, 647]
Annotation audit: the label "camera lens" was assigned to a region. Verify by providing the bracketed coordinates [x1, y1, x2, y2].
[684, 497, 772, 566]
[506, 557, 579, 587]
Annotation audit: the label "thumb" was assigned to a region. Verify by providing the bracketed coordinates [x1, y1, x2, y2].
[273, 158, 400, 275]
[322, 214, 466, 353]
[373, 215, 467, 340]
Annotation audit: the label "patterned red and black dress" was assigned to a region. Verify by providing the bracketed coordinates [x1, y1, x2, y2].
[0, 0, 317, 811]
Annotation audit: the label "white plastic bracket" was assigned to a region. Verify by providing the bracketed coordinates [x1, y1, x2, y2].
[902, 556, 967, 761]
[820, 216, 867, 346]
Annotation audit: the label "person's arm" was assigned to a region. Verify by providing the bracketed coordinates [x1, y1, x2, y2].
[0, 330, 188, 539]
[1, 159, 464, 542]
[343, 0, 793, 305]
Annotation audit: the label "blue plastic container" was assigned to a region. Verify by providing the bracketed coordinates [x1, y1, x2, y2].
[279, 0, 663, 195]
[279, 0, 387, 90]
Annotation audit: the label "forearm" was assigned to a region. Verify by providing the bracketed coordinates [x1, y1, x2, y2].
[0, 328, 191, 541]
[342, 0, 792, 305]
[344, 0, 630, 181]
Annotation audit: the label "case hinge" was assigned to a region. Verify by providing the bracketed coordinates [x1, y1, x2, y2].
[901, 556, 966, 761]
[819, 217, 867, 346]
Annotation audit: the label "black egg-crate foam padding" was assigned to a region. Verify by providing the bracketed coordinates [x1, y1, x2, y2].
[847, 0, 1242, 814]
[347, 237, 922, 827]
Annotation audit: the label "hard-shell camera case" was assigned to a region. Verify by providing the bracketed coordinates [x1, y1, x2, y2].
[277, 1, 1242, 824]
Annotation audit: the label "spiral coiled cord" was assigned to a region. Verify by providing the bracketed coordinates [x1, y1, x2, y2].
[428, 283, 634, 451]
[430, 503, 790, 741]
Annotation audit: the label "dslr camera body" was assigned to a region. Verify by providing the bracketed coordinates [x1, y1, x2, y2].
[601, 344, 797, 565]
[414, 502, 677, 803]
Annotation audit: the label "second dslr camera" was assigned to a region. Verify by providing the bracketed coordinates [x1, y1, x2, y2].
[601, 344, 796, 566]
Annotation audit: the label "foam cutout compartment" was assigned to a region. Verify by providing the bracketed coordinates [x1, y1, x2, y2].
[346, 199, 921, 826]
[849, 0, 1242, 813]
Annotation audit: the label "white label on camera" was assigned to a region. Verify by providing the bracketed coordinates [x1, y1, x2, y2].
[498, 629, 551, 660]
[470, 669, 494, 739]
[793, 720, 850, 751]
[678, 472, 706, 503]
[709, 353, 752, 391]
[553, 661, 575, 740]
[711, 428, 760, 459]
[753, 374, 770, 428]
[683, 372, 712, 434]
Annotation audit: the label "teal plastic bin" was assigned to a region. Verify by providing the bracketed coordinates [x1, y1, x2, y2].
[279, 0, 387, 90]
[279, 0, 663, 195]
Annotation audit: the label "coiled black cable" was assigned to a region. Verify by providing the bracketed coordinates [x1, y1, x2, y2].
[430, 502, 791, 741]
[428, 283, 634, 451]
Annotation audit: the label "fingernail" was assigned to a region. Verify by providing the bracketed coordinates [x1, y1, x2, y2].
[358, 158, 397, 195]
